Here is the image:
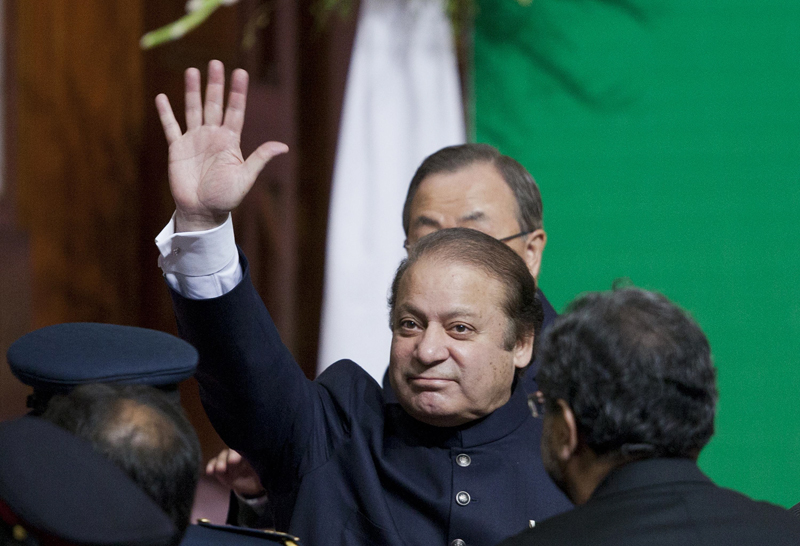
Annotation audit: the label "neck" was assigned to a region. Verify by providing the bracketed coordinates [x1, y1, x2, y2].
[564, 447, 623, 505]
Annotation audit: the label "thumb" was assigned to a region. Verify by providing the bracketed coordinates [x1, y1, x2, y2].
[243, 141, 289, 182]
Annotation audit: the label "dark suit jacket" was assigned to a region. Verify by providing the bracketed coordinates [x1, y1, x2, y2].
[498, 458, 800, 546]
[172, 254, 571, 546]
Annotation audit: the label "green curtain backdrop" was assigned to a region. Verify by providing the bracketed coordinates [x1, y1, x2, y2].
[474, 0, 800, 507]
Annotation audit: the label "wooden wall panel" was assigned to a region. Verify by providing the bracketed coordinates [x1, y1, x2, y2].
[0, 230, 31, 420]
[0, 0, 31, 421]
[16, 1, 144, 328]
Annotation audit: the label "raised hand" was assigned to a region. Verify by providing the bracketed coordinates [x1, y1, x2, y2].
[206, 448, 266, 499]
[155, 60, 288, 232]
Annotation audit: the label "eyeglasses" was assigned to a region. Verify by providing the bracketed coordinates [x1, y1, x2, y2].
[498, 230, 534, 243]
[404, 229, 535, 250]
[528, 391, 546, 419]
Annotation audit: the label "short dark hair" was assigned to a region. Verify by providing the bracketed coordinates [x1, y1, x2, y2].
[401, 143, 544, 236]
[389, 228, 543, 370]
[42, 384, 201, 537]
[537, 288, 717, 459]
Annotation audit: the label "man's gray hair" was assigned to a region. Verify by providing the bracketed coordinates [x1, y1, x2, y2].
[402, 143, 544, 236]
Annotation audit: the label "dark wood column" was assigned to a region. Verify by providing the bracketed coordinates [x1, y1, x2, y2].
[2, 0, 147, 421]
[293, 3, 358, 378]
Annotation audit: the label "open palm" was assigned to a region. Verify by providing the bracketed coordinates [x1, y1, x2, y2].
[155, 60, 288, 232]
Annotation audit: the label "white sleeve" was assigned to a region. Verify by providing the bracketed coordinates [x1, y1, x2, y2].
[234, 491, 270, 520]
[155, 212, 243, 300]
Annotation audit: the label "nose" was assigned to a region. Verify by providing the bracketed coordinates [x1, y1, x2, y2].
[414, 324, 449, 366]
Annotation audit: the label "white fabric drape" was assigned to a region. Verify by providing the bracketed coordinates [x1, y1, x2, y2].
[317, 0, 466, 381]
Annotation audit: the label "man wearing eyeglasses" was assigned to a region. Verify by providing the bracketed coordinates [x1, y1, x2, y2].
[499, 288, 800, 546]
[154, 61, 571, 546]
[402, 144, 546, 291]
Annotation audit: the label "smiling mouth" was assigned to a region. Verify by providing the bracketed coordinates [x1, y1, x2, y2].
[409, 377, 455, 389]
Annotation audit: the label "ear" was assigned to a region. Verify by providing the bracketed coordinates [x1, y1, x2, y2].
[521, 229, 547, 280]
[512, 332, 535, 370]
[552, 399, 579, 461]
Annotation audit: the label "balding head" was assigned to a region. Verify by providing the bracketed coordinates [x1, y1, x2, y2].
[42, 383, 201, 537]
[403, 144, 547, 278]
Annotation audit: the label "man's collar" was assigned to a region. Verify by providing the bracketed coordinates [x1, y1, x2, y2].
[384, 379, 531, 448]
[591, 457, 711, 501]
[538, 289, 557, 331]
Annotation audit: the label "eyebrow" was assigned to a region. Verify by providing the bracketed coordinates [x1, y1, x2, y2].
[411, 210, 487, 230]
[411, 216, 442, 229]
[458, 211, 486, 223]
[395, 303, 480, 322]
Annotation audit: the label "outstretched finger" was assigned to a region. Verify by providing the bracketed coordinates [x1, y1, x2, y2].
[223, 69, 249, 135]
[214, 454, 229, 474]
[204, 59, 225, 126]
[185, 67, 203, 130]
[243, 141, 290, 183]
[155, 94, 182, 145]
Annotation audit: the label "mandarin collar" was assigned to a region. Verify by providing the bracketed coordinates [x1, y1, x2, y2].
[384, 379, 532, 448]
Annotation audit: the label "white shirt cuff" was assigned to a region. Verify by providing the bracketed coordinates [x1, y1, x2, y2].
[155, 212, 243, 299]
[235, 491, 270, 511]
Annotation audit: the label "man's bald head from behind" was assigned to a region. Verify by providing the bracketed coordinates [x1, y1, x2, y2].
[42, 383, 201, 536]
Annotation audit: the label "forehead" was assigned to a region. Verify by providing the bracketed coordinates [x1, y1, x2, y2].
[397, 256, 508, 312]
[410, 162, 519, 226]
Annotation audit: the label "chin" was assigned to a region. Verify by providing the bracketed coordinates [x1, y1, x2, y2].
[404, 400, 468, 428]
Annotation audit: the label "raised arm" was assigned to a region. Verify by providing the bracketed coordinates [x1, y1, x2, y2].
[156, 62, 346, 498]
[155, 59, 288, 232]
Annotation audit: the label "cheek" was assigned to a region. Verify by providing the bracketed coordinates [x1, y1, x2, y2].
[460, 352, 515, 401]
[483, 350, 516, 383]
[390, 337, 410, 363]
[389, 338, 414, 382]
